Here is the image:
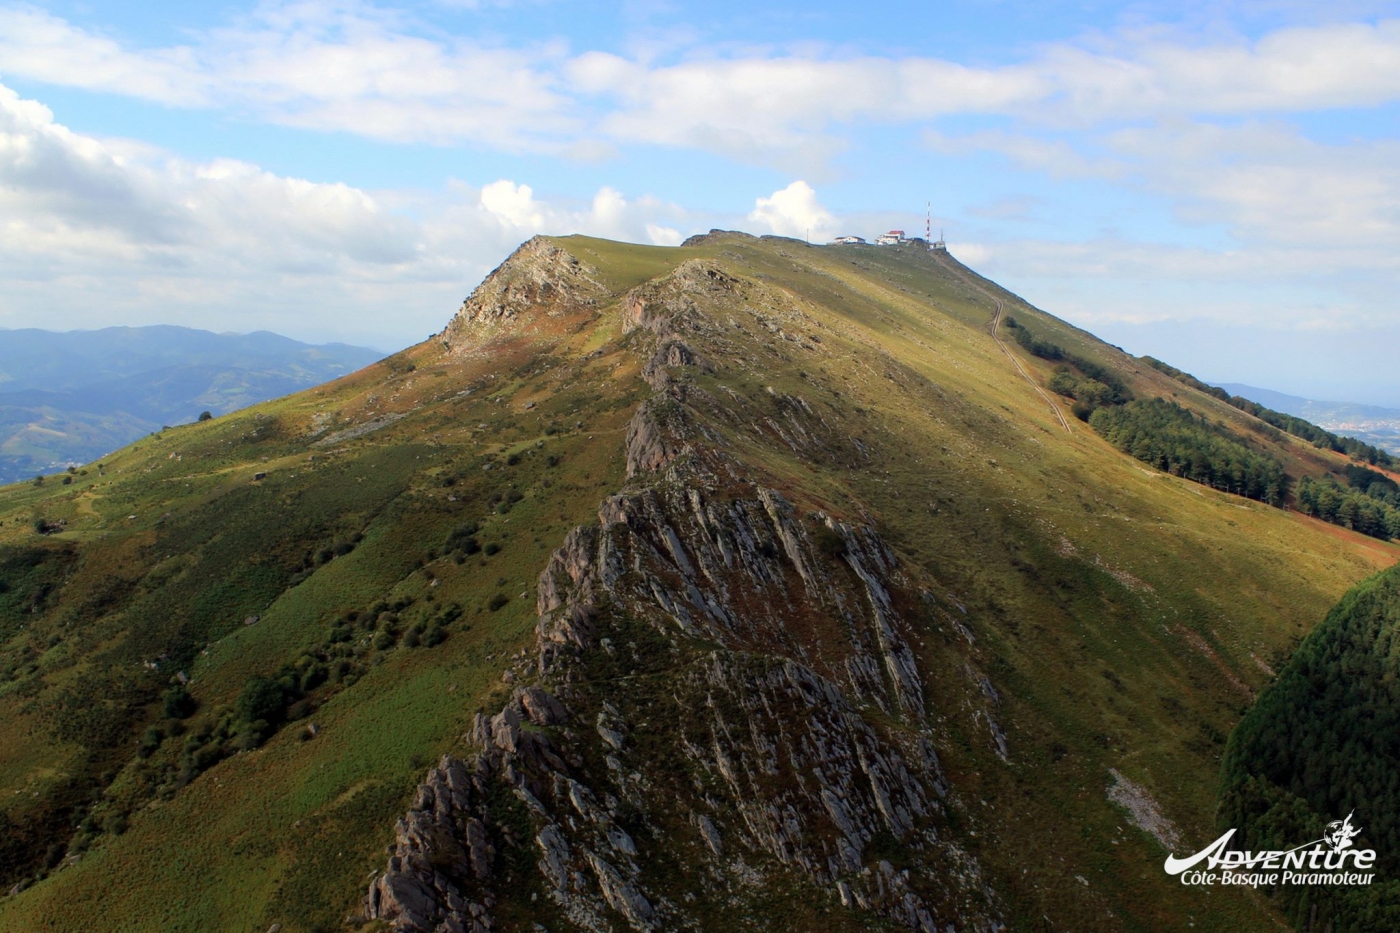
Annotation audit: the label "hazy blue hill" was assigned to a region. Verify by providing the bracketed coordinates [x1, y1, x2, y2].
[0, 326, 378, 392]
[0, 326, 381, 484]
[1219, 383, 1400, 456]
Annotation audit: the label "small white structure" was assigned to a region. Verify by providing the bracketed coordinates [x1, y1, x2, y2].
[831, 235, 866, 245]
[930, 228, 946, 251]
[875, 230, 905, 246]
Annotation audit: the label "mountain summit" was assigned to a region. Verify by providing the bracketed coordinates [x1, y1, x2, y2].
[1, 233, 1395, 932]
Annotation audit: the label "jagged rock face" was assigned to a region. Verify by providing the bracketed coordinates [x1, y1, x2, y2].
[538, 481, 926, 722]
[621, 259, 751, 340]
[442, 237, 605, 352]
[367, 250, 1005, 932]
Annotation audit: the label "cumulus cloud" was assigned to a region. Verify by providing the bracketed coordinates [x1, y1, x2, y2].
[747, 181, 837, 242]
[467, 179, 685, 245]
[0, 82, 692, 347]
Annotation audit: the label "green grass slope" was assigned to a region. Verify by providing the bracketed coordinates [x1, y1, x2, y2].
[0, 232, 1393, 932]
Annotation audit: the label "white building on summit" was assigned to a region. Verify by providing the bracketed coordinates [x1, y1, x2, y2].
[831, 235, 866, 245]
[875, 230, 905, 245]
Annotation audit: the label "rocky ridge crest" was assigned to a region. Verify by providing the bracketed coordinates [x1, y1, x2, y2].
[368, 258, 1007, 932]
[442, 238, 605, 353]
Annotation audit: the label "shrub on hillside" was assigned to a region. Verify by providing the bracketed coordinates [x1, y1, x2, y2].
[162, 685, 195, 719]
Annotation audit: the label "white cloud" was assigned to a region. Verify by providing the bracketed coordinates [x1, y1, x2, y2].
[0, 4, 575, 150]
[471, 179, 689, 245]
[936, 118, 1400, 260]
[12, 6, 1400, 163]
[0, 82, 697, 347]
[479, 179, 546, 228]
[923, 130, 1129, 182]
[1110, 20, 1400, 115]
[0, 7, 207, 105]
[569, 51, 1046, 168]
[747, 181, 837, 242]
[1107, 121, 1400, 250]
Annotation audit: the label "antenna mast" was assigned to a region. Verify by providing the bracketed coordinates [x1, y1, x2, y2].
[926, 202, 931, 245]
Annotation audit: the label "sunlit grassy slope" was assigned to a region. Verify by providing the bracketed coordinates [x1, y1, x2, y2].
[0, 232, 1394, 932]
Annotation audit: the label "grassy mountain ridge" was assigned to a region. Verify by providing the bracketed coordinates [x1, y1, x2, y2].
[0, 233, 1394, 931]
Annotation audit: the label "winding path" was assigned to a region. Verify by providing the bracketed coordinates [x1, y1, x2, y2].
[935, 254, 1072, 434]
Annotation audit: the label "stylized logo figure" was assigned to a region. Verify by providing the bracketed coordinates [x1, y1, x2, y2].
[1324, 811, 1362, 854]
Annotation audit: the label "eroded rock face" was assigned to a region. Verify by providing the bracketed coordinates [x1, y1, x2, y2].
[365, 755, 498, 933]
[442, 238, 605, 352]
[622, 260, 743, 337]
[367, 253, 1005, 933]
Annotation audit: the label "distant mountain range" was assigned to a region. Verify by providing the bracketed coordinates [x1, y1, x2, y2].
[1218, 383, 1400, 456]
[0, 325, 381, 484]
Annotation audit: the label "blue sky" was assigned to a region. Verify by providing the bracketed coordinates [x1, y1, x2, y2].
[4, 2, 1400, 404]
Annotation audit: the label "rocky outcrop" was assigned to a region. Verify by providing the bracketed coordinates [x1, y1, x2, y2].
[368, 250, 1005, 933]
[529, 469, 935, 727]
[622, 399, 689, 479]
[640, 338, 711, 391]
[442, 238, 605, 351]
[621, 260, 743, 336]
[364, 755, 497, 932]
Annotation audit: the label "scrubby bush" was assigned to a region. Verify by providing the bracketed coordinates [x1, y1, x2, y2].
[138, 725, 164, 758]
[161, 685, 195, 719]
[447, 522, 481, 554]
[234, 675, 290, 745]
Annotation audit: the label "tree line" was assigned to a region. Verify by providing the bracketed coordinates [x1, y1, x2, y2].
[1296, 475, 1400, 541]
[1089, 398, 1290, 505]
[1003, 316, 1132, 420]
[1141, 357, 1396, 469]
[1007, 321, 1399, 538]
[1005, 319, 1288, 505]
[1219, 564, 1400, 931]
